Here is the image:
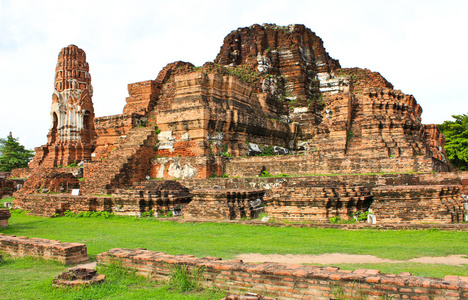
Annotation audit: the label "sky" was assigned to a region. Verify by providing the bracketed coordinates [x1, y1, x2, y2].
[1, 0, 467, 150]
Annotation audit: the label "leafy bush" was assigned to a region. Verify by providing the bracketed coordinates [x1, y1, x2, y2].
[141, 210, 154, 218]
[357, 211, 370, 222]
[156, 209, 174, 218]
[63, 210, 112, 219]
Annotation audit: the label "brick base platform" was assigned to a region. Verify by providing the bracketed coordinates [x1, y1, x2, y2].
[264, 185, 372, 222]
[372, 185, 464, 223]
[97, 248, 468, 300]
[0, 234, 89, 264]
[13, 194, 112, 217]
[184, 189, 265, 220]
[112, 180, 191, 216]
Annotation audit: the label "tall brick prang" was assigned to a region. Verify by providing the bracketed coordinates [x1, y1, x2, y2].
[30, 45, 96, 168]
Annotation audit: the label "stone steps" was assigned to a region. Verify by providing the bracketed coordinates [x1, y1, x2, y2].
[82, 127, 157, 194]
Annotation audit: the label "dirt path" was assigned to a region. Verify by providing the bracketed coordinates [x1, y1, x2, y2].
[236, 253, 468, 266]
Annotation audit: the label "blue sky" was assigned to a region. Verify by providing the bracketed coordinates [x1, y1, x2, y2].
[1, 0, 467, 150]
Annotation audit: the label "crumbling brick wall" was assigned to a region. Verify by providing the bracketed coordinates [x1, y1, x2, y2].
[14, 167, 80, 195]
[97, 248, 468, 300]
[0, 234, 88, 264]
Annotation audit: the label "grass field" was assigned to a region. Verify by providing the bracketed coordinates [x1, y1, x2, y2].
[1, 209, 468, 299]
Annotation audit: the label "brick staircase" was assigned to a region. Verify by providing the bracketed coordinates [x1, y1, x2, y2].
[82, 127, 157, 194]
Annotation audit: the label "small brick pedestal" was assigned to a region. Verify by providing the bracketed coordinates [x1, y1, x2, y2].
[53, 268, 105, 287]
[0, 209, 11, 228]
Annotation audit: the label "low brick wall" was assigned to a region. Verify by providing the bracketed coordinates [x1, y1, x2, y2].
[0, 209, 11, 227]
[97, 248, 468, 300]
[14, 194, 112, 217]
[0, 234, 88, 264]
[373, 185, 465, 223]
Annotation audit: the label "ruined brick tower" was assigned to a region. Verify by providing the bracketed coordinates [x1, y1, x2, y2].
[30, 45, 96, 168]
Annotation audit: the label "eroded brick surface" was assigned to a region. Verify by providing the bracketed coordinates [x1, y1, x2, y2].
[265, 185, 372, 222]
[97, 248, 467, 300]
[112, 180, 191, 216]
[0, 234, 88, 264]
[184, 189, 265, 220]
[372, 185, 464, 223]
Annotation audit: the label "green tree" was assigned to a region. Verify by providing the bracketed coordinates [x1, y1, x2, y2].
[438, 114, 468, 170]
[0, 133, 34, 172]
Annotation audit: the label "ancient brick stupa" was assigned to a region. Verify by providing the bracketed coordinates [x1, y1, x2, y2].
[13, 24, 466, 225]
[30, 45, 96, 168]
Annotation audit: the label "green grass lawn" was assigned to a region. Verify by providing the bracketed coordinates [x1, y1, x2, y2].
[3, 210, 468, 262]
[1, 210, 468, 298]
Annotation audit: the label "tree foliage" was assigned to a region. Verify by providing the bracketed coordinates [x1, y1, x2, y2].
[438, 114, 468, 171]
[0, 134, 34, 172]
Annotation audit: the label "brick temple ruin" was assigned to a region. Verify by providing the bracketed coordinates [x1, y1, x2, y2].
[9, 24, 468, 224]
